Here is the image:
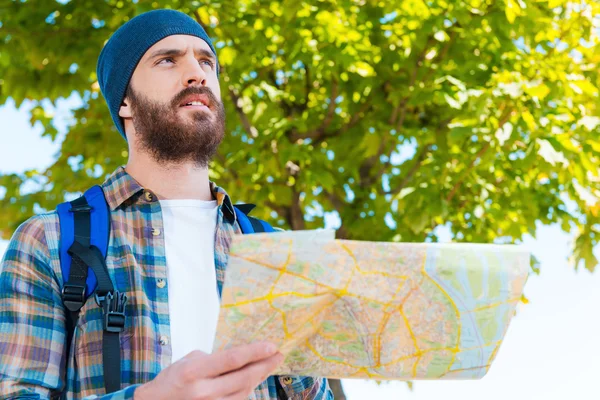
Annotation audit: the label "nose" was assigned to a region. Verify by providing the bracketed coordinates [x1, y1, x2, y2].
[181, 56, 207, 87]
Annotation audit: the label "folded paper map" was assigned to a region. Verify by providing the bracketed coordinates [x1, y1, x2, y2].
[213, 230, 529, 380]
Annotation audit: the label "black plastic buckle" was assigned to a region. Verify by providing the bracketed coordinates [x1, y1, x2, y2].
[62, 283, 86, 312]
[95, 291, 128, 333]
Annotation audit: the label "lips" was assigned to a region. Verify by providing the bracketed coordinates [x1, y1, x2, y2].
[179, 94, 210, 108]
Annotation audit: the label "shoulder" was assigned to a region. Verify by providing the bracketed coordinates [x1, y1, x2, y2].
[2, 211, 60, 272]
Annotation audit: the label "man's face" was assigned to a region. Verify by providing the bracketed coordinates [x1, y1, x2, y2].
[120, 35, 225, 167]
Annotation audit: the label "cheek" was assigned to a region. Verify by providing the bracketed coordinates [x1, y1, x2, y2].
[207, 80, 221, 101]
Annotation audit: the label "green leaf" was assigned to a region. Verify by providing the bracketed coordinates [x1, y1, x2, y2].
[444, 94, 462, 109]
[219, 47, 236, 66]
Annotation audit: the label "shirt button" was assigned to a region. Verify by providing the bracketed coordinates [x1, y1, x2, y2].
[281, 377, 293, 385]
[159, 335, 169, 346]
[144, 191, 153, 202]
[156, 279, 166, 289]
[151, 228, 161, 236]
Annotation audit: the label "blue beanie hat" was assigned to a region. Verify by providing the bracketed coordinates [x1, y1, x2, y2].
[97, 9, 219, 140]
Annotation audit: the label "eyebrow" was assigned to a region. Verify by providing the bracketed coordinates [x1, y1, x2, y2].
[147, 47, 216, 63]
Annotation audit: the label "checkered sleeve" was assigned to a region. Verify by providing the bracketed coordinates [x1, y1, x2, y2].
[278, 376, 333, 399]
[80, 385, 140, 400]
[0, 216, 140, 400]
[0, 215, 69, 398]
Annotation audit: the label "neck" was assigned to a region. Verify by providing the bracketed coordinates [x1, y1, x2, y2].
[124, 150, 213, 201]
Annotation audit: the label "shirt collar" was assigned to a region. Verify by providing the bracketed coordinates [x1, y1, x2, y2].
[101, 166, 237, 223]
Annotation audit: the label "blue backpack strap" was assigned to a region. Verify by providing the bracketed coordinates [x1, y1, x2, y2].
[234, 204, 275, 234]
[58, 185, 126, 395]
[57, 185, 110, 297]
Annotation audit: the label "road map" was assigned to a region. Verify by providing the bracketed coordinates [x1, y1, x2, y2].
[213, 230, 529, 380]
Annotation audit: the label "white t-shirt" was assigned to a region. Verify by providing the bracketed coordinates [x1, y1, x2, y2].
[159, 199, 219, 364]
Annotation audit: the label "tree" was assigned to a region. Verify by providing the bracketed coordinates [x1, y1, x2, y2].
[1, 0, 600, 397]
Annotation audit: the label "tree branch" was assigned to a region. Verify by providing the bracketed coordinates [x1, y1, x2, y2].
[387, 143, 433, 196]
[289, 78, 338, 142]
[304, 64, 311, 107]
[390, 34, 436, 130]
[323, 189, 350, 239]
[338, 99, 372, 135]
[216, 153, 239, 180]
[445, 109, 514, 202]
[422, 29, 458, 83]
[228, 86, 257, 137]
[322, 78, 338, 132]
[445, 142, 490, 203]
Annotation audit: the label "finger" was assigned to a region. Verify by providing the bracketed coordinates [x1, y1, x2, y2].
[211, 353, 285, 398]
[203, 342, 279, 377]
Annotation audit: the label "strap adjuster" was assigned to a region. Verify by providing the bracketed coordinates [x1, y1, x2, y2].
[62, 284, 86, 312]
[95, 291, 127, 333]
[69, 204, 93, 213]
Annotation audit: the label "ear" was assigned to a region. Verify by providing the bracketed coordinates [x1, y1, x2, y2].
[119, 97, 132, 119]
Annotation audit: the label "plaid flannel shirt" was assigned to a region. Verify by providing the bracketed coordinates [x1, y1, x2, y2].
[0, 166, 332, 400]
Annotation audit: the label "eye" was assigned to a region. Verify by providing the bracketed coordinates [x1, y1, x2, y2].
[157, 57, 175, 65]
[200, 59, 215, 68]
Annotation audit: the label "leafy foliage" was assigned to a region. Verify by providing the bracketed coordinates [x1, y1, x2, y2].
[1, 0, 599, 272]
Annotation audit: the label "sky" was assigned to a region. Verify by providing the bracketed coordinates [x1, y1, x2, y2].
[1, 98, 599, 400]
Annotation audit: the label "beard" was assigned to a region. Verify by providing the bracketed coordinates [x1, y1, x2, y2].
[127, 85, 226, 168]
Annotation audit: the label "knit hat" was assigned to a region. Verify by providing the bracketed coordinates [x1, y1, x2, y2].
[96, 9, 219, 140]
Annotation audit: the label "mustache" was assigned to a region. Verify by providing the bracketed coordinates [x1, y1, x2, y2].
[170, 86, 219, 109]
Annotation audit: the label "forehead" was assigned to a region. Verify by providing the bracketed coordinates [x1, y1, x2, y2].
[140, 34, 213, 62]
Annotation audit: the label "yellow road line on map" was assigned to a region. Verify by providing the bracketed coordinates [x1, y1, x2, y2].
[439, 364, 490, 378]
[373, 279, 407, 367]
[306, 339, 362, 370]
[222, 288, 398, 312]
[221, 291, 325, 308]
[378, 346, 453, 367]
[267, 300, 290, 338]
[411, 355, 421, 378]
[347, 368, 387, 379]
[466, 297, 521, 313]
[400, 303, 420, 354]
[287, 297, 338, 337]
[231, 254, 340, 291]
[485, 343, 502, 374]
[337, 242, 410, 280]
[304, 339, 388, 379]
[419, 252, 462, 351]
[266, 239, 293, 296]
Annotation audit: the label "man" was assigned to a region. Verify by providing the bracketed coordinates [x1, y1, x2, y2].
[0, 9, 332, 400]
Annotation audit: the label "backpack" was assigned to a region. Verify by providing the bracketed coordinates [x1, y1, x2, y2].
[57, 185, 275, 395]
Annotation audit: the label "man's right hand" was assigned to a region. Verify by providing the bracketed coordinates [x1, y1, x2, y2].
[133, 342, 285, 400]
